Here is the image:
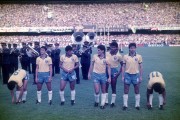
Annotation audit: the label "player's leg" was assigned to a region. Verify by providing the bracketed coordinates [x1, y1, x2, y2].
[22, 80, 28, 103]
[110, 77, 117, 107]
[59, 80, 67, 105]
[147, 88, 153, 109]
[134, 83, 140, 110]
[100, 81, 106, 109]
[70, 80, 76, 105]
[46, 81, 52, 105]
[123, 73, 130, 110]
[123, 83, 130, 110]
[133, 73, 141, 110]
[36, 73, 43, 104]
[105, 68, 110, 105]
[105, 82, 109, 105]
[94, 82, 100, 107]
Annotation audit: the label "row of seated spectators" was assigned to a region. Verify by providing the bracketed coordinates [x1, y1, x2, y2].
[0, 2, 179, 27]
[0, 34, 179, 48]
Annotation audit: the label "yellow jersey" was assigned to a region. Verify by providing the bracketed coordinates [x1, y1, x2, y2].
[36, 56, 52, 72]
[92, 54, 109, 74]
[147, 71, 165, 89]
[60, 54, 79, 71]
[123, 54, 142, 74]
[8, 69, 27, 87]
[106, 51, 123, 68]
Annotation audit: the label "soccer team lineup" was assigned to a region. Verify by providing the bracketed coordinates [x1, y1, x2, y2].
[0, 1, 180, 120]
[1, 41, 166, 111]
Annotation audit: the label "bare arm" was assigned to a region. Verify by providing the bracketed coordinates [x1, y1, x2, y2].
[35, 65, 39, 83]
[139, 63, 143, 82]
[49, 64, 52, 81]
[88, 61, 94, 80]
[107, 64, 111, 83]
[121, 63, 126, 82]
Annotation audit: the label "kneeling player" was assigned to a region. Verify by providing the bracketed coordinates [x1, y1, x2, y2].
[147, 71, 166, 110]
[7, 69, 28, 104]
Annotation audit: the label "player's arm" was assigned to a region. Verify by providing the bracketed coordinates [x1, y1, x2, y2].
[35, 64, 39, 83]
[88, 61, 94, 80]
[121, 63, 126, 82]
[107, 63, 111, 83]
[139, 63, 143, 82]
[116, 61, 123, 77]
[49, 64, 52, 82]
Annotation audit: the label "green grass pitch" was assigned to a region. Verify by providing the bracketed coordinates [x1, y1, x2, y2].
[0, 47, 180, 120]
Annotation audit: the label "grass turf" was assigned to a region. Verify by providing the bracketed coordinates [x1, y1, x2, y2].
[0, 47, 180, 120]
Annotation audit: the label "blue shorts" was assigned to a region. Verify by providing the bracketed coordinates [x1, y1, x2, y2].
[23, 73, 29, 81]
[106, 68, 118, 79]
[37, 72, 50, 84]
[61, 70, 76, 82]
[92, 72, 107, 84]
[124, 72, 139, 85]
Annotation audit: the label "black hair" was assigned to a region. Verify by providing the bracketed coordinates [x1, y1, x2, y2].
[128, 43, 136, 48]
[41, 46, 47, 51]
[65, 45, 72, 52]
[110, 41, 118, 48]
[152, 83, 162, 94]
[7, 81, 16, 90]
[97, 44, 106, 54]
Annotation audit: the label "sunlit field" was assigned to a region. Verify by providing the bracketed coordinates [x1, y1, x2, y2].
[0, 47, 180, 120]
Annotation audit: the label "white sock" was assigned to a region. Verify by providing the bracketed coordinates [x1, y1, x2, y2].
[111, 94, 116, 104]
[16, 91, 20, 101]
[105, 93, 108, 104]
[37, 91, 41, 103]
[149, 94, 153, 107]
[48, 91, 52, 101]
[59, 91, 65, 102]
[71, 90, 76, 101]
[135, 94, 140, 107]
[22, 91, 27, 101]
[101, 93, 106, 106]
[94, 93, 100, 103]
[159, 94, 163, 107]
[123, 94, 128, 107]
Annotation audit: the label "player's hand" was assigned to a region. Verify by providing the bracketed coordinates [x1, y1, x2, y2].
[139, 76, 143, 83]
[63, 69, 69, 73]
[114, 72, 120, 80]
[48, 77, 52, 82]
[107, 77, 111, 83]
[122, 76, 124, 82]
[68, 69, 74, 74]
[35, 78, 38, 84]
[88, 74, 91, 80]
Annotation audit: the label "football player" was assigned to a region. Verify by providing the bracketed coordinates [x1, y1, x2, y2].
[147, 71, 166, 110]
[7, 69, 28, 104]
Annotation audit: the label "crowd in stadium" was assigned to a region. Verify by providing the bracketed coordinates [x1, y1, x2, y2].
[0, 2, 179, 27]
[0, 34, 179, 48]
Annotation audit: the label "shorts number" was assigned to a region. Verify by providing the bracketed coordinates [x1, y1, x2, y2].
[13, 69, 20, 75]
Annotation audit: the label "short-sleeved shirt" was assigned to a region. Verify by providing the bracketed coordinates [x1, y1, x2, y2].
[36, 56, 52, 72]
[106, 51, 123, 68]
[123, 53, 142, 74]
[147, 71, 165, 89]
[92, 54, 109, 74]
[60, 54, 79, 71]
[8, 69, 27, 87]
